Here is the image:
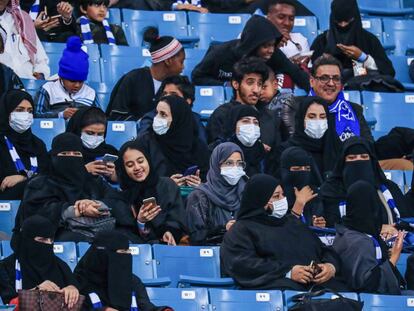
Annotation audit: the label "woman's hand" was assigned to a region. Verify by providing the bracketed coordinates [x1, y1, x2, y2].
[75, 200, 101, 217]
[291, 265, 314, 284]
[162, 231, 176, 246]
[291, 186, 317, 216]
[226, 220, 236, 231]
[185, 175, 201, 187]
[0, 175, 26, 191]
[37, 280, 60, 292]
[170, 174, 186, 186]
[389, 231, 406, 266]
[57, 1, 73, 21]
[61, 285, 79, 309]
[337, 44, 363, 60]
[85, 160, 109, 176]
[381, 224, 398, 240]
[137, 203, 161, 223]
[313, 263, 336, 284]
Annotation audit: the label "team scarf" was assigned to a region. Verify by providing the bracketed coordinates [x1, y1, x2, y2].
[28, 0, 40, 20]
[80, 16, 115, 45]
[173, 0, 201, 9]
[309, 89, 360, 142]
[366, 235, 383, 264]
[5, 136, 38, 178]
[15, 260, 22, 292]
[89, 292, 138, 310]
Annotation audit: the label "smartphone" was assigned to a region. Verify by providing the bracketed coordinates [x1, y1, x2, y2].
[98, 207, 112, 212]
[310, 261, 322, 277]
[299, 50, 314, 57]
[101, 153, 119, 163]
[142, 197, 157, 206]
[183, 165, 198, 177]
[50, 14, 61, 20]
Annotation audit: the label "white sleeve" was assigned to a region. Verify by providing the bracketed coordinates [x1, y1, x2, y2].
[32, 36, 50, 78]
[363, 55, 378, 71]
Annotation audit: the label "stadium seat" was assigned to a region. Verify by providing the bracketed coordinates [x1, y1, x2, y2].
[183, 59, 200, 80]
[31, 118, 66, 151]
[48, 53, 101, 82]
[372, 130, 388, 141]
[53, 242, 77, 271]
[383, 19, 414, 55]
[397, 253, 411, 276]
[21, 79, 46, 98]
[87, 81, 116, 112]
[284, 290, 359, 309]
[343, 90, 362, 105]
[42, 42, 66, 55]
[99, 56, 144, 83]
[0, 201, 19, 237]
[184, 48, 207, 62]
[106, 121, 137, 149]
[293, 89, 307, 96]
[358, 0, 414, 16]
[193, 86, 226, 120]
[100, 45, 141, 58]
[388, 55, 414, 90]
[405, 170, 413, 192]
[77, 242, 90, 258]
[224, 86, 233, 101]
[361, 91, 414, 132]
[152, 245, 234, 288]
[292, 16, 318, 44]
[188, 12, 251, 49]
[296, 0, 331, 31]
[147, 288, 209, 311]
[108, 8, 121, 25]
[1, 240, 12, 259]
[383, 170, 405, 192]
[361, 18, 384, 42]
[360, 292, 414, 310]
[209, 288, 284, 311]
[122, 21, 157, 48]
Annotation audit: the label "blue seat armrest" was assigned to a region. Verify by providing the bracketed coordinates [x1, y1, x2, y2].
[178, 275, 235, 287]
[309, 226, 336, 235]
[141, 277, 171, 287]
[403, 83, 414, 91]
[359, 6, 414, 16]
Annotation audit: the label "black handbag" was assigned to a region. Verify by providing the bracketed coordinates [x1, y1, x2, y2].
[66, 215, 116, 239]
[288, 288, 363, 311]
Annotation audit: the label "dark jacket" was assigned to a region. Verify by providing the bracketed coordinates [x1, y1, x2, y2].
[0, 64, 24, 96]
[76, 19, 128, 46]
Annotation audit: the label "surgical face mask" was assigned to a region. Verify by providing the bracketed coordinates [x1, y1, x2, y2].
[81, 132, 104, 149]
[220, 166, 245, 186]
[304, 119, 328, 139]
[9, 112, 33, 133]
[152, 116, 169, 135]
[270, 197, 288, 218]
[237, 124, 260, 147]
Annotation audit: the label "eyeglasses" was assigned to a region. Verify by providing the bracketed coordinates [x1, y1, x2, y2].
[313, 75, 342, 84]
[221, 160, 246, 169]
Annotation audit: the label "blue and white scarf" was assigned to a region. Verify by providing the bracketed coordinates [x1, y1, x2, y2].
[15, 260, 22, 292]
[29, 0, 40, 20]
[172, 0, 201, 9]
[80, 16, 115, 45]
[5, 136, 38, 178]
[366, 235, 383, 264]
[89, 292, 138, 310]
[309, 89, 360, 142]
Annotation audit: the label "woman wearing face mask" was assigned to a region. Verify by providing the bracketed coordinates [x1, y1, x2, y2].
[15, 133, 125, 242]
[0, 215, 80, 307]
[137, 95, 209, 187]
[0, 90, 49, 200]
[321, 136, 414, 231]
[332, 181, 406, 294]
[66, 107, 118, 182]
[111, 140, 187, 245]
[74, 230, 172, 311]
[220, 174, 347, 291]
[281, 147, 326, 228]
[186, 142, 246, 245]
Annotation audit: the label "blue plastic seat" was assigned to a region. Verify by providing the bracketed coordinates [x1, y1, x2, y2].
[87, 82, 115, 112]
[284, 290, 359, 309]
[77, 242, 90, 259]
[183, 59, 200, 80]
[106, 121, 137, 149]
[122, 21, 157, 47]
[224, 86, 233, 101]
[31, 118, 66, 151]
[0, 201, 19, 237]
[397, 253, 411, 276]
[360, 292, 414, 310]
[100, 45, 141, 58]
[372, 130, 388, 141]
[53, 242, 77, 271]
[99, 56, 144, 83]
[383, 19, 414, 55]
[295, 0, 331, 31]
[292, 16, 318, 44]
[361, 18, 384, 42]
[383, 170, 405, 192]
[146, 288, 209, 311]
[152, 245, 234, 288]
[188, 12, 251, 49]
[21, 79, 46, 98]
[184, 48, 207, 62]
[343, 90, 362, 105]
[358, 0, 414, 16]
[209, 288, 284, 311]
[405, 170, 413, 193]
[388, 55, 414, 90]
[42, 42, 66, 55]
[1, 241, 12, 259]
[193, 86, 225, 120]
[108, 8, 121, 25]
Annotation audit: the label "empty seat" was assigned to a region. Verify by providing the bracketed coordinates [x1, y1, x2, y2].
[193, 86, 225, 120]
[389, 55, 414, 90]
[99, 56, 144, 83]
[108, 8, 121, 25]
[1, 240, 12, 259]
[343, 90, 362, 105]
[42, 42, 66, 55]
[360, 292, 414, 310]
[209, 288, 284, 311]
[405, 170, 413, 193]
[397, 253, 411, 276]
[295, 0, 331, 31]
[0, 201, 19, 237]
[358, 0, 414, 16]
[362, 18, 383, 42]
[21, 79, 46, 98]
[383, 19, 414, 55]
[77, 242, 90, 259]
[87, 82, 115, 112]
[292, 16, 318, 44]
[383, 170, 405, 192]
[100, 45, 141, 58]
[146, 288, 209, 311]
[284, 290, 359, 309]
[106, 121, 137, 149]
[31, 118, 66, 151]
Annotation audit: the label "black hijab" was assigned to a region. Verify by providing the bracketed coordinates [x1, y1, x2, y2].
[75, 230, 132, 309]
[237, 174, 286, 226]
[15, 215, 67, 289]
[66, 107, 118, 163]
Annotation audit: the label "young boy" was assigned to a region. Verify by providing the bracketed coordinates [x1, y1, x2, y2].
[35, 36, 101, 119]
[77, 0, 128, 46]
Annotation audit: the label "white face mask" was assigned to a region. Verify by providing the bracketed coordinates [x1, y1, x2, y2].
[9, 112, 33, 133]
[304, 119, 328, 139]
[220, 166, 245, 186]
[81, 132, 104, 149]
[270, 197, 288, 218]
[237, 124, 260, 147]
[152, 116, 169, 135]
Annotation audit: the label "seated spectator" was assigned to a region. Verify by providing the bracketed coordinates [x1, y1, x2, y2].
[280, 147, 326, 227]
[0, 215, 80, 306]
[333, 181, 406, 294]
[220, 174, 346, 291]
[77, 0, 128, 46]
[260, 68, 278, 107]
[113, 140, 187, 245]
[66, 107, 118, 182]
[0, 0, 50, 79]
[211, 105, 265, 177]
[0, 32, 24, 95]
[137, 95, 209, 185]
[139, 75, 207, 144]
[15, 133, 123, 242]
[0, 90, 49, 200]
[107, 27, 185, 121]
[320, 136, 413, 229]
[311, 0, 397, 89]
[74, 230, 171, 310]
[35, 36, 100, 119]
[186, 142, 246, 245]
[22, 0, 76, 43]
[267, 0, 311, 89]
[172, 0, 208, 13]
[191, 15, 310, 91]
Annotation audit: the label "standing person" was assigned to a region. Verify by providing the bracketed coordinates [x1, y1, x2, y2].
[0, 0, 50, 79]
[107, 27, 185, 121]
[0, 90, 49, 200]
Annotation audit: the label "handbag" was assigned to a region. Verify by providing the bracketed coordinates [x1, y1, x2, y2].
[18, 289, 85, 311]
[66, 215, 116, 239]
[288, 288, 363, 311]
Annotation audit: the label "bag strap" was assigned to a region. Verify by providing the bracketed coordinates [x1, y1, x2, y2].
[290, 286, 345, 303]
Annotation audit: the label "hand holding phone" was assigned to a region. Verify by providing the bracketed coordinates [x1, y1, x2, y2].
[138, 197, 161, 223]
[310, 261, 322, 277]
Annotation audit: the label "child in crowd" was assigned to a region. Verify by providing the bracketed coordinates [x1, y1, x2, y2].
[77, 0, 128, 45]
[35, 36, 101, 119]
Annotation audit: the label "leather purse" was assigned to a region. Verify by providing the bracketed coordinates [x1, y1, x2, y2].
[18, 289, 85, 311]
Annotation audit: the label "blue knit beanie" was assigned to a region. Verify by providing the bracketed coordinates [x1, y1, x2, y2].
[59, 36, 89, 81]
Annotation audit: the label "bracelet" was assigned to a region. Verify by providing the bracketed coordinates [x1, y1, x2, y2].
[291, 210, 301, 217]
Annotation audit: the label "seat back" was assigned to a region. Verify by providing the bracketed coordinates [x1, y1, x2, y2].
[284, 290, 359, 309]
[146, 288, 209, 311]
[383, 19, 414, 55]
[31, 118, 66, 150]
[362, 18, 384, 42]
[100, 57, 144, 83]
[0, 201, 20, 237]
[360, 292, 414, 310]
[383, 170, 405, 192]
[106, 121, 137, 149]
[292, 16, 318, 43]
[193, 86, 225, 119]
[389, 55, 414, 84]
